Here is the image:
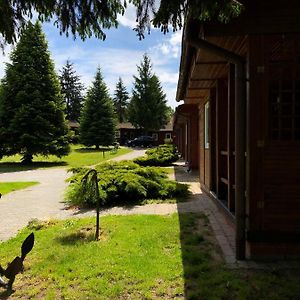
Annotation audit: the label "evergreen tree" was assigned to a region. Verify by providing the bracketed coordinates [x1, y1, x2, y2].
[113, 77, 129, 123]
[80, 68, 116, 149]
[59, 60, 84, 121]
[128, 54, 169, 133]
[0, 22, 70, 163]
[0, 1, 242, 48]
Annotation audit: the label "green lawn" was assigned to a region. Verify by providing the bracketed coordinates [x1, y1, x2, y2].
[1, 213, 300, 299]
[0, 145, 132, 172]
[0, 182, 39, 195]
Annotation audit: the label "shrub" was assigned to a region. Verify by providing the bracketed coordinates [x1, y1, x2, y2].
[134, 144, 179, 167]
[66, 161, 189, 207]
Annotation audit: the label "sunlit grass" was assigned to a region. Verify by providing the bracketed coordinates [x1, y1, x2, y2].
[0, 182, 39, 195]
[0, 145, 132, 172]
[1, 213, 300, 299]
[0, 215, 184, 299]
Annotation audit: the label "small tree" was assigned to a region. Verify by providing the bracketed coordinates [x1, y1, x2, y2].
[128, 54, 169, 133]
[80, 68, 116, 149]
[0, 22, 70, 163]
[113, 77, 129, 123]
[59, 60, 84, 121]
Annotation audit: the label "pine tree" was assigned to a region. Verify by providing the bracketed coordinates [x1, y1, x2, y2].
[80, 68, 116, 149]
[59, 60, 84, 121]
[128, 54, 169, 133]
[0, 22, 70, 163]
[113, 77, 129, 123]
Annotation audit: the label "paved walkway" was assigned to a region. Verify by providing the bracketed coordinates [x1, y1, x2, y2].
[1, 154, 298, 269]
[0, 149, 146, 241]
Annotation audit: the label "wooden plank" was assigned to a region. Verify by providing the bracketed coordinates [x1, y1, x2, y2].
[228, 63, 236, 213]
[209, 88, 217, 192]
[216, 79, 228, 202]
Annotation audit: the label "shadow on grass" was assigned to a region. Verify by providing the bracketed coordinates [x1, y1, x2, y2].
[55, 228, 95, 245]
[0, 161, 67, 173]
[173, 162, 226, 299]
[74, 147, 111, 153]
[0, 289, 13, 300]
[177, 212, 226, 299]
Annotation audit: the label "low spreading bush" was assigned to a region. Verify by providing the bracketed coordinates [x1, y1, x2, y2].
[134, 144, 179, 166]
[66, 160, 189, 207]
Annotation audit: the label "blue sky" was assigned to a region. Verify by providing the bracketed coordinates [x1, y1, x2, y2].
[0, 5, 183, 108]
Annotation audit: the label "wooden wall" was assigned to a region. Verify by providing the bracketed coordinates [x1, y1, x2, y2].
[247, 34, 300, 256]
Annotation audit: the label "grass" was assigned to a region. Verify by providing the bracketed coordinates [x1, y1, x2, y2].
[0, 182, 39, 195]
[160, 166, 175, 175]
[1, 213, 300, 299]
[0, 145, 132, 173]
[0, 215, 184, 299]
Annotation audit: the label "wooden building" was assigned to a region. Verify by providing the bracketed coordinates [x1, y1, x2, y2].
[174, 0, 300, 259]
[116, 119, 173, 146]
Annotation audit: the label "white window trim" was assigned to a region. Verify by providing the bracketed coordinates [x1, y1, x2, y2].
[165, 133, 171, 139]
[152, 133, 158, 141]
[204, 101, 210, 149]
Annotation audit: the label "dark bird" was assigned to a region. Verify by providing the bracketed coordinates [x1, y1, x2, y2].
[0, 233, 34, 291]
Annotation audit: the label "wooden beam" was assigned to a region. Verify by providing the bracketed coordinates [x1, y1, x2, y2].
[188, 87, 211, 90]
[228, 63, 235, 213]
[190, 78, 217, 82]
[235, 62, 246, 260]
[196, 61, 228, 65]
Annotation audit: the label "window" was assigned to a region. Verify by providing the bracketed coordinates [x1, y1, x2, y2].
[152, 133, 158, 141]
[204, 101, 210, 148]
[115, 130, 120, 138]
[268, 36, 300, 141]
[165, 133, 171, 139]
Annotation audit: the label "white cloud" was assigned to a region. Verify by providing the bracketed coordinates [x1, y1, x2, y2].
[0, 46, 13, 79]
[0, 22, 182, 109]
[117, 3, 137, 29]
[153, 30, 182, 59]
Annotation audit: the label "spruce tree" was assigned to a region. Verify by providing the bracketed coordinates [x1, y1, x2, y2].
[59, 60, 84, 121]
[0, 22, 70, 163]
[113, 77, 129, 123]
[80, 68, 116, 149]
[128, 54, 169, 133]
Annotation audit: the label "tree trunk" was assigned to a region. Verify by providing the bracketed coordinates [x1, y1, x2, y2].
[22, 153, 33, 164]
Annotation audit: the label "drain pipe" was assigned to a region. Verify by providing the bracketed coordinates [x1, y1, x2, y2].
[186, 31, 246, 260]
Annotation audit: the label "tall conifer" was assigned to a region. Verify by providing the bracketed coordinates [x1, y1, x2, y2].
[128, 54, 169, 133]
[113, 77, 129, 123]
[80, 68, 116, 148]
[59, 60, 84, 121]
[0, 22, 70, 163]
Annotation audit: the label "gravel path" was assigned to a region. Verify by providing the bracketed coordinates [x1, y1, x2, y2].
[0, 149, 146, 241]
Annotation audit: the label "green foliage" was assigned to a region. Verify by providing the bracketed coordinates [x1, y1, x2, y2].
[134, 0, 243, 39]
[0, 22, 70, 163]
[66, 160, 188, 207]
[0, 1, 243, 48]
[79, 68, 116, 148]
[128, 54, 169, 133]
[113, 77, 129, 123]
[0, 0, 125, 48]
[134, 144, 179, 166]
[59, 60, 84, 121]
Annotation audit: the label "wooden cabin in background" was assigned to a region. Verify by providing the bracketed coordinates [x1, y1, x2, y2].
[116, 119, 173, 146]
[174, 0, 300, 259]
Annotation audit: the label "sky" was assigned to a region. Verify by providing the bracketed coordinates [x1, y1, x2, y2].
[0, 5, 183, 108]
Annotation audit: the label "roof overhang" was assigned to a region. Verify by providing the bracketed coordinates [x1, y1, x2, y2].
[176, 0, 300, 104]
